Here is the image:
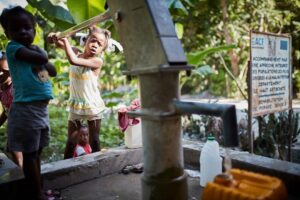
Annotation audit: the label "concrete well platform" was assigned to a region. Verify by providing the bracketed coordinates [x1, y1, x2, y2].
[1, 140, 300, 200]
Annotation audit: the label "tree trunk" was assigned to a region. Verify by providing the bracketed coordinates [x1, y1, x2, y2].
[221, 0, 240, 76]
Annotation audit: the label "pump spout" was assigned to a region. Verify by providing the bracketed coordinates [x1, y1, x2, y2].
[173, 100, 238, 147]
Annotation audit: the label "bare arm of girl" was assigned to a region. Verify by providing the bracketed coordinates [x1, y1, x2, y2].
[15, 45, 48, 65]
[61, 37, 103, 69]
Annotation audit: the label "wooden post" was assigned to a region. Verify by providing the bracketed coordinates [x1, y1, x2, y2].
[288, 109, 293, 161]
[247, 59, 254, 154]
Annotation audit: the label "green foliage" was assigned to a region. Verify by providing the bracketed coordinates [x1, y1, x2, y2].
[166, 0, 188, 14]
[255, 115, 277, 158]
[50, 58, 71, 105]
[193, 65, 214, 77]
[0, 28, 8, 51]
[187, 44, 236, 66]
[67, 0, 106, 23]
[100, 113, 124, 148]
[254, 112, 300, 160]
[27, 0, 75, 30]
[175, 23, 184, 39]
[41, 105, 68, 163]
[210, 69, 227, 96]
[33, 23, 45, 47]
[0, 123, 7, 153]
[100, 53, 127, 91]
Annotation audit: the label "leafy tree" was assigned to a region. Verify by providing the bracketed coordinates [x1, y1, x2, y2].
[170, 0, 300, 98]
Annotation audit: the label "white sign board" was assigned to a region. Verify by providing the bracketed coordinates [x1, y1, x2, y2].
[250, 32, 291, 117]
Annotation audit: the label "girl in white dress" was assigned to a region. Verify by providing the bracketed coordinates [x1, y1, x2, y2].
[48, 26, 110, 158]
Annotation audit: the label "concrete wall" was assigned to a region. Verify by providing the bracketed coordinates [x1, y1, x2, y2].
[42, 147, 143, 189]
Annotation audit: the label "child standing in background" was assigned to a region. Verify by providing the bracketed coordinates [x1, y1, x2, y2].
[0, 51, 23, 168]
[48, 26, 110, 159]
[73, 124, 92, 157]
[0, 6, 56, 200]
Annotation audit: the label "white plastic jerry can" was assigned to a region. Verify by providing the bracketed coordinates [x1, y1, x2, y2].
[200, 135, 222, 187]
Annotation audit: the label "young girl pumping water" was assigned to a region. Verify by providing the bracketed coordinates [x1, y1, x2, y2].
[48, 26, 110, 159]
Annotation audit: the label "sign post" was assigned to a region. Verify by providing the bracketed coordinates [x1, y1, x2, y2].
[249, 31, 292, 155]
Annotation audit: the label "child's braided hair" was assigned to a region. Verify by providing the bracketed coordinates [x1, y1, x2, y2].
[87, 25, 111, 50]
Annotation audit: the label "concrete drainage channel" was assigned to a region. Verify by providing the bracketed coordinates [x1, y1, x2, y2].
[1, 140, 300, 199]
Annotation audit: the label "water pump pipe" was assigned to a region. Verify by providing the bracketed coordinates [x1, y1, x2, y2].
[172, 100, 238, 147]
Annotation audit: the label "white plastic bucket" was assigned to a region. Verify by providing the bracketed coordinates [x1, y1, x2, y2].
[124, 119, 142, 148]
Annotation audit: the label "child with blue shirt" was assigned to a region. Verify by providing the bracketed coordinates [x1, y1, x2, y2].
[0, 6, 56, 200]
